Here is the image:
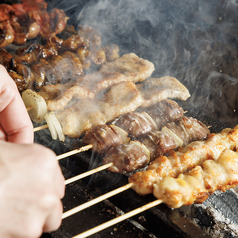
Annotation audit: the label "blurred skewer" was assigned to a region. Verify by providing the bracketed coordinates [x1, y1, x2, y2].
[72, 199, 163, 238]
[62, 182, 133, 219]
[56, 144, 93, 160]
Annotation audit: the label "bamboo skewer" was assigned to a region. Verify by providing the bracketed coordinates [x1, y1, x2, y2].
[65, 162, 113, 185]
[72, 198, 163, 238]
[33, 124, 48, 132]
[62, 183, 133, 219]
[26, 106, 33, 111]
[56, 144, 93, 160]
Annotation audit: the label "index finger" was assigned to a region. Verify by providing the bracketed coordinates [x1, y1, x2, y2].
[0, 65, 34, 143]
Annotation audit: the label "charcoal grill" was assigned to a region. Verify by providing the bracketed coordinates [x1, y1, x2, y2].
[3, 0, 238, 237]
[41, 0, 238, 237]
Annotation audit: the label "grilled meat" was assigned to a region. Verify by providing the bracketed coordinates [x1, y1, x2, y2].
[153, 149, 238, 208]
[139, 99, 185, 129]
[54, 75, 190, 138]
[61, 51, 84, 79]
[37, 53, 154, 110]
[55, 81, 143, 138]
[8, 70, 27, 92]
[138, 76, 190, 107]
[141, 117, 210, 159]
[114, 111, 158, 138]
[97, 53, 155, 91]
[38, 83, 95, 111]
[83, 125, 130, 154]
[103, 117, 210, 173]
[115, 99, 184, 137]
[102, 44, 120, 62]
[104, 141, 150, 173]
[129, 125, 238, 196]
[82, 99, 184, 155]
[0, 20, 14, 48]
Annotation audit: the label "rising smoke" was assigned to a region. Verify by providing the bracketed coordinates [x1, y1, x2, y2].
[66, 0, 238, 125]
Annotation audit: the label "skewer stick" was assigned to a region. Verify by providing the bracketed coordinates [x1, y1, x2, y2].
[57, 144, 93, 160]
[33, 124, 48, 132]
[72, 198, 163, 238]
[62, 183, 133, 219]
[26, 106, 33, 111]
[65, 162, 113, 185]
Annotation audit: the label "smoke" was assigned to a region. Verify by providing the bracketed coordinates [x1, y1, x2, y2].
[60, 0, 238, 125]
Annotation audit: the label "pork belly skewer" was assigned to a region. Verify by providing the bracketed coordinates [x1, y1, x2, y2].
[103, 116, 210, 173]
[56, 99, 184, 160]
[129, 125, 238, 196]
[58, 116, 209, 189]
[33, 76, 190, 139]
[83, 99, 184, 151]
[70, 149, 238, 238]
[54, 76, 190, 138]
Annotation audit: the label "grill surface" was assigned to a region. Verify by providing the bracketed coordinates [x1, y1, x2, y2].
[38, 0, 238, 237]
[35, 112, 235, 238]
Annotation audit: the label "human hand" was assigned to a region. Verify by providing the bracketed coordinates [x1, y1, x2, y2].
[0, 65, 33, 143]
[0, 141, 65, 238]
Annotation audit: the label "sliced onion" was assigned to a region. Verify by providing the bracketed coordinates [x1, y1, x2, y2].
[141, 111, 158, 130]
[130, 140, 151, 160]
[48, 112, 65, 142]
[44, 113, 58, 140]
[162, 126, 183, 147]
[110, 124, 130, 143]
[22, 89, 47, 123]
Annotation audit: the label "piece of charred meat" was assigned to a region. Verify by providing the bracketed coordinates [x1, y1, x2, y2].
[102, 44, 120, 62]
[114, 99, 184, 138]
[39, 59, 57, 84]
[49, 55, 71, 83]
[30, 61, 45, 91]
[137, 76, 191, 107]
[114, 111, 158, 138]
[83, 125, 130, 154]
[104, 141, 150, 173]
[139, 99, 185, 129]
[8, 70, 28, 92]
[61, 34, 87, 52]
[0, 20, 14, 48]
[29, 8, 68, 39]
[61, 51, 84, 79]
[0, 48, 16, 70]
[75, 46, 92, 70]
[78, 26, 102, 48]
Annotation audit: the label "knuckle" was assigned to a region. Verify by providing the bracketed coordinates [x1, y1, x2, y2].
[32, 144, 57, 170]
[41, 193, 59, 211]
[20, 220, 43, 238]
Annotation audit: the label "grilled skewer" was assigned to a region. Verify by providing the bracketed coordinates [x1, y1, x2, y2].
[56, 115, 209, 177]
[103, 116, 210, 173]
[54, 77, 190, 138]
[66, 147, 238, 238]
[129, 125, 238, 196]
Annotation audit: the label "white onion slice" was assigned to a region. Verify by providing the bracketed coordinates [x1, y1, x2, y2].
[110, 124, 130, 143]
[48, 112, 65, 142]
[130, 140, 151, 160]
[141, 111, 158, 130]
[162, 126, 183, 147]
[22, 89, 47, 123]
[44, 113, 57, 140]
